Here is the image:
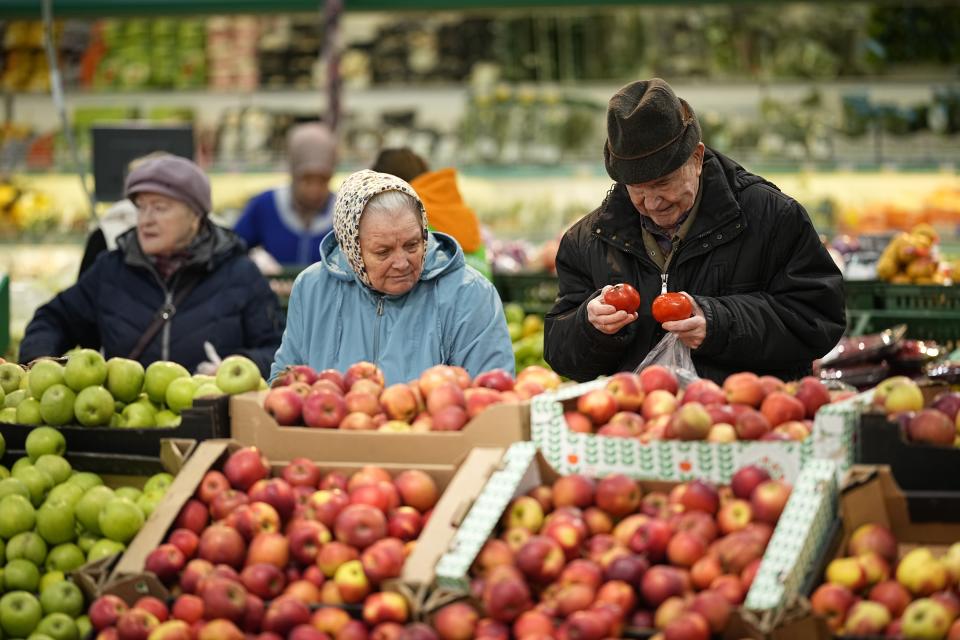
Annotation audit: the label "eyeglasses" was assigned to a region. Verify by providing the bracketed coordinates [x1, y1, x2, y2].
[136, 202, 178, 219]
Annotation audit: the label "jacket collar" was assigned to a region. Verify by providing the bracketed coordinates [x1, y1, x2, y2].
[594, 148, 746, 265]
[117, 221, 243, 276]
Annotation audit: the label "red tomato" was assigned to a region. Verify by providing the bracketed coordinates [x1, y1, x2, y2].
[603, 283, 641, 314]
[652, 292, 693, 323]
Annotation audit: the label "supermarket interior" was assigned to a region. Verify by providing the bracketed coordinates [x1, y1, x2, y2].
[0, 1, 960, 639]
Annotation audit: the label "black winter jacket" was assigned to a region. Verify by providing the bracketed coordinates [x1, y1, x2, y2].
[19, 223, 284, 376]
[544, 148, 846, 385]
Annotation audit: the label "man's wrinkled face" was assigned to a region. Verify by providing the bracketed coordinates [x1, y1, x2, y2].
[626, 143, 705, 229]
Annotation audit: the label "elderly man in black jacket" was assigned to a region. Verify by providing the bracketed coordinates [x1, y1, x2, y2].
[544, 78, 845, 384]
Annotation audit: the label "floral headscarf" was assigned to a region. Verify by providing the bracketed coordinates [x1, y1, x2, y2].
[333, 169, 428, 288]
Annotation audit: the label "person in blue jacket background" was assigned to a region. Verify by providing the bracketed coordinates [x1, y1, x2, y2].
[234, 122, 337, 266]
[270, 169, 514, 385]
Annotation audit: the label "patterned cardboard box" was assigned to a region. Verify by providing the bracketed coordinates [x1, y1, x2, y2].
[531, 379, 862, 483]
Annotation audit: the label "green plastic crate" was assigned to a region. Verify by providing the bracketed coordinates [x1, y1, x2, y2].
[492, 272, 559, 316]
[0, 275, 8, 357]
[843, 280, 882, 311]
[880, 283, 960, 312]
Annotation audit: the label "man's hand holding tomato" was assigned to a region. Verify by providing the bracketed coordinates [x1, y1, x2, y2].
[588, 284, 640, 335]
[656, 292, 707, 349]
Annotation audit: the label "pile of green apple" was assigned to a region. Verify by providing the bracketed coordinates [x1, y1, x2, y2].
[0, 426, 173, 640]
[811, 523, 960, 638]
[0, 351, 265, 429]
[504, 303, 551, 373]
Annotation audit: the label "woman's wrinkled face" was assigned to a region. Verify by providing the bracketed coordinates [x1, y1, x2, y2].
[359, 206, 425, 295]
[625, 143, 705, 229]
[135, 192, 200, 256]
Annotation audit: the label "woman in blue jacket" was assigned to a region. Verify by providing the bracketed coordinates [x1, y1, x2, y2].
[270, 170, 514, 385]
[20, 155, 284, 376]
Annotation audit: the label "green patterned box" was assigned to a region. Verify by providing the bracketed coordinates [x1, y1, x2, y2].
[531, 380, 862, 483]
[743, 459, 839, 615]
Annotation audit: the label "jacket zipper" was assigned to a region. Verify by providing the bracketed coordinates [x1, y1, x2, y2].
[161, 291, 173, 360]
[373, 297, 384, 363]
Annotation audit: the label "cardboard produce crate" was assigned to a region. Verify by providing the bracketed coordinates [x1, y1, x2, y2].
[230, 391, 529, 466]
[84, 438, 505, 609]
[430, 441, 815, 638]
[731, 465, 960, 639]
[0, 395, 229, 475]
[531, 379, 860, 484]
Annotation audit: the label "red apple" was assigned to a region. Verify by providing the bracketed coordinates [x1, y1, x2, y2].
[730, 465, 771, 500]
[198, 470, 230, 504]
[116, 609, 159, 640]
[316, 540, 359, 577]
[230, 501, 281, 541]
[750, 480, 791, 524]
[394, 470, 439, 512]
[387, 506, 423, 541]
[640, 365, 679, 394]
[210, 489, 250, 521]
[552, 474, 595, 509]
[262, 596, 311, 637]
[287, 519, 331, 565]
[642, 389, 678, 421]
[594, 473, 641, 517]
[432, 405, 469, 431]
[246, 531, 289, 568]
[515, 535, 566, 583]
[335, 504, 388, 549]
[641, 565, 687, 607]
[361, 537, 405, 584]
[482, 567, 533, 623]
[710, 575, 745, 605]
[673, 510, 719, 544]
[604, 553, 649, 587]
[241, 562, 286, 599]
[682, 379, 725, 406]
[869, 580, 912, 618]
[679, 479, 720, 515]
[175, 499, 209, 534]
[723, 372, 764, 407]
[145, 543, 186, 584]
[431, 601, 478, 640]
[667, 531, 707, 568]
[198, 524, 246, 569]
[363, 592, 409, 627]
[304, 489, 349, 528]
[908, 409, 956, 445]
[760, 391, 806, 427]
[223, 447, 270, 491]
[282, 458, 322, 488]
[671, 401, 713, 440]
[345, 361, 385, 389]
[464, 387, 502, 419]
[564, 411, 593, 434]
[90, 595, 129, 631]
[734, 408, 772, 440]
[717, 499, 753, 534]
[248, 478, 296, 521]
[340, 411, 376, 430]
[691, 555, 723, 591]
[167, 528, 199, 560]
[201, 577, 247, 623]
[630, 518, 672, 562]
[179, 558, 214, 594]
[474, 368, 515, 392]
[171, 594, 204, 624]
[663, 611, 710, 640]
[264, 387, 304, 425]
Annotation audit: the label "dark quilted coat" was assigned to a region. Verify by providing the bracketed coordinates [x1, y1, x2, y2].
[19, 223, 283, 376]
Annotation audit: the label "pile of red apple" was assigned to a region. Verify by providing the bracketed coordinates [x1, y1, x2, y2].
[86, 446, 448, 640]
[264, 363, 561, 431]
[873, 376, 960, 448]
[419, 464, 791, 640]
[810, 523, 960, 638]
[564, 366, 841, 443]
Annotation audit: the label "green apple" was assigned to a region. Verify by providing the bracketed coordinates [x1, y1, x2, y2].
[37, 571, 64, 594]
[193, 383, 222, 399]
[36, 501, 76, 546]
[0, 465, 7, 479]
[0, 431, 4, 458]
[74, 615, 91, 640]
[0, 385, 4, 407]
[143, 473, 173, 495]
[65, 472, 101, 492]
[39, 385, 76, 427]
[21, 370, 30, 390]
[0, 494, 36, 538]
[35, 612, 78, 640]
[28, 633, 55, 640]
[0, 407, 19, 423]
[154, 410, 181, 427]
[44, 544, 84, 573]
[192, 374, 215, 385]
[164, 377, 197, 414]
[34, 456, 71, 486]
[5, 389, 27, 408]
[0, 478, 30, 501]
[16, 398, 43, 425]
[0, 591, 43, 638]
[105, 358, 144, 404]
[4, 559, 40, 592]
[11, 457, 33, 474]
[6, 532, 47, 566]
[86, 539, 124, 563]
[108, 413, 122, 427]
[119, 403, 155, 428]
[13, 466, 54, 506]
[39, 581, 82, 619]
[74, 486, 114, 535]
[144, 361, 189, 405]
[25, 428, 66, 461]
[114, 487, 141, 503]
[136, 490, 164, 518]
[258, 377, 268, 390]
[0, 363, 24, 395]
[75, 531, 97, 554]
[28, 361, 65, 401]
[63, 350, 107, 393]
[98, 498, 144, 543]
[215, 355, 261, 395]
[45, 484, 83, 509]
[0, 537, 4, 561]
[73, 387, 114, 428]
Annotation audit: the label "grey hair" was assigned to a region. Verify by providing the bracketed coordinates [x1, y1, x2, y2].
[362, 189, 421, 220]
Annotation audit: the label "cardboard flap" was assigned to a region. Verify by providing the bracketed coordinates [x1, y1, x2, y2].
[159, 438, 197, 475]
[72, 554, 120, 603]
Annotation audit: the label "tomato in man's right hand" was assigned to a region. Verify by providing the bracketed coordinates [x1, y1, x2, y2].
[652, 292, 693, 323]
[603, 283, 641, 314]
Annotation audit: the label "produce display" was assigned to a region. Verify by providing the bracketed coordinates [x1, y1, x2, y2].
[562, 366, 839, 443]
[264, 362, 560, 431]
[809, 523, 960, 638]
[875, 224, 948, 285]
[87, 446, 444, 639]
[434, 466, 791, 638]
[503, 304, 550, 373]
[0, 426, 173, 640]
[871, 376, 960, 448]
[0, 352, 264, 429]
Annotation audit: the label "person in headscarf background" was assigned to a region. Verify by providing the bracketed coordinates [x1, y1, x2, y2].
[234, 122, 338, 266]
[270, 169, 514, 385]
[371, 148, 491, 279]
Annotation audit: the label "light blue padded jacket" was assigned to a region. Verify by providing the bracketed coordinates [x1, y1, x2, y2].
[270, 230, 515, 385]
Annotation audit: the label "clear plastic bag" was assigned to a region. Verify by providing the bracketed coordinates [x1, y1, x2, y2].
[633, 333, 700, 386]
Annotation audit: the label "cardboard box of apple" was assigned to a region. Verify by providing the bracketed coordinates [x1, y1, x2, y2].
[422, 458, 792, 640]
[86, 440, 501, 639]
[0, 425, 173, 640]
[262, 361, 560, 432]
[801, 467, 960, 640]
[0, 350, 265, 429]
[870, 376, 960, 448]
